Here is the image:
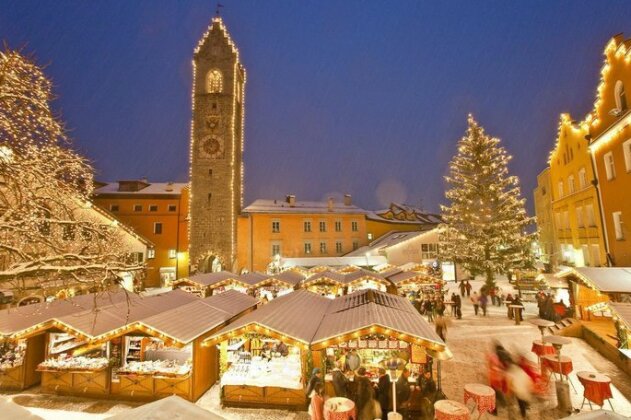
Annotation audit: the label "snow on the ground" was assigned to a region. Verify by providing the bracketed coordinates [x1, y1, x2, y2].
[3, 277, 630, 419]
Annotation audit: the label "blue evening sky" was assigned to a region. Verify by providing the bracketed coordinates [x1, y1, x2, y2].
[2, 1, 630, 213]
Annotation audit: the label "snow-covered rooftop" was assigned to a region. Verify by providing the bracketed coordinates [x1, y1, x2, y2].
[242, 198, 366, 214]
[366, 202, 442, 225]
[345, 229, 437, 257]
[94, 181, 188, 195]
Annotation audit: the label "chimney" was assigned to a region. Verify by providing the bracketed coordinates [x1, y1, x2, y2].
[343, 194, 352, 206]
[286, 195, 296, 207]
[165, 182, 174, 192]
[327, 197, 334, 211]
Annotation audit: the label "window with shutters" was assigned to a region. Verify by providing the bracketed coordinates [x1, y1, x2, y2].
[613, 212, 624, 240]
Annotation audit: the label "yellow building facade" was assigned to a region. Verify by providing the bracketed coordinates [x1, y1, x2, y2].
[533, 168, 557, 267]
[93, 180, 190, 288]
[588, 34, 631, 266]
[548, 115, 607, 267]
[237, 195, 368, 273]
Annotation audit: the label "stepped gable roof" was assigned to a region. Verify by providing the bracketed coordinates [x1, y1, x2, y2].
[367, 202, 442, 225]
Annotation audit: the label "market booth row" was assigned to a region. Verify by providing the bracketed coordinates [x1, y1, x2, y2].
[172, 270, 304, 299]
[0, 288, 257, 401]
[298, 269, 395, 298]
[203, 288, 450, 410]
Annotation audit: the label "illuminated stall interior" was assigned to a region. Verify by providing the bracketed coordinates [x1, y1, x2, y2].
[0, 289, 257, 401]
[204, 288, 449, 410]
[387, 270, 444, 298]
[300, 271, 347, 298]
[204, 290, 326, 409]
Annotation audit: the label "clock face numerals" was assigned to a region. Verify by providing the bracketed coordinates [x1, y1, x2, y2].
[200, 135, 224, 159]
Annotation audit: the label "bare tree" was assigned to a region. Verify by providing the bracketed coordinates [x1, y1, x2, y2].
[0, 49, 143, 295]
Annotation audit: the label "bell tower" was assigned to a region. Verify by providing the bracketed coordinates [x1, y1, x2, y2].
[189, 17, 245, 272]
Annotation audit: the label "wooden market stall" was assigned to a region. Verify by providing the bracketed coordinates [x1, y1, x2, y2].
[559, 267, 631, 321]
[343, 269, 394, 294]
[300, 271, 347, 298]
[203, 290, 331, 410]
[0, 291, 127, 391]
[310, 289, 449, 401]
[246, 271, 302, 300]
[387, 270, 444, 298]
[203, 288, 451, 411]
[172, 271, 249, 297]
[2, 288, 258, 401]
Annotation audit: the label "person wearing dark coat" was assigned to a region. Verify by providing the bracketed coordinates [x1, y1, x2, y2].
[459, 280, 466, 297]
[355, 367, 376, 420]
[377, 368, 391, 416]
[306, 368, 323, 400]
[331, 365, 349, 398]
[395, 368, 411, 415]
[454, 294, 462, 319]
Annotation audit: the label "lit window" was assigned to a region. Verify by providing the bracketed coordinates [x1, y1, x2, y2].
[168, 249, 177, 259]
[336, 242, 343, 254]
[351, 221, 359, 232]
[110, 204, 119, 212]
[149, 205, 158, 212]
[367, 233, 373, 241]
[585, 205, 596, 227]
[134, 204, 143, 212]
[623, 139, 631, 172]
[613, 212, 624, 240]
[319, 221, 326, 232]
[304, 221, 312, 233]
[576, 207, 584, 228]
[154, 222, 163, 234]
[272, 220, 280, 233]
[615, 80, 627, 112]
[206, 69, 223, 93]
[604, 152, 616, 180]
[304, 242, 312, 254]
[421, 243, 439, 259]
[578, 168, 587, 189]
[147, 249, 156, 259]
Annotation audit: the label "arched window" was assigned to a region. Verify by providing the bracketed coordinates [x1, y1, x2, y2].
[206, 69, 223, 93]
[615, 80, 627, 111]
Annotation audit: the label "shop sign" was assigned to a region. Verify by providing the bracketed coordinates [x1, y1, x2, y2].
[330, 340, 409, 349]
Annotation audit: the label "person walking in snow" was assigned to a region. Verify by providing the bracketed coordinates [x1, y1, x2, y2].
[459, 280, 466, 297]
[471, 291, 480, 315]
[465, 280, 472, 297]
[479, 292, 488, 316]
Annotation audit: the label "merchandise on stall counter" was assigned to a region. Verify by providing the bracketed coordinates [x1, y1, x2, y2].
[0, 340, 26, 371]
[117, 360, 192, 377]
[38, 356, 109, 371]
[221, 353, 302, 389]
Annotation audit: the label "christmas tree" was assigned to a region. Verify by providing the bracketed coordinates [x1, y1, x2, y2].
[440, 115, 534, 289]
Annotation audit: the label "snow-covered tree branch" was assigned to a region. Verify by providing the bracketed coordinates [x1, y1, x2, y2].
[0, 49, 144, 294]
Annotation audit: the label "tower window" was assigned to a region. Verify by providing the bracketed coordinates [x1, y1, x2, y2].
[206, 69, 223, 94]
[154, 223, 163, 235]
[208, 193, 212, 203]
[208, 168, 213, 177]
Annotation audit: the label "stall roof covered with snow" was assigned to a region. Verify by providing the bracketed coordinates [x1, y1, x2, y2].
[559, 267, 631, 293]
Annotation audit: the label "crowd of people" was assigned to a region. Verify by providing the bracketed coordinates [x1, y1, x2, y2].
[307, 363, 440, 420]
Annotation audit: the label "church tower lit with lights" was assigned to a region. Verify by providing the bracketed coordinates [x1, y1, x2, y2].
[189, 16, 245, 273]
